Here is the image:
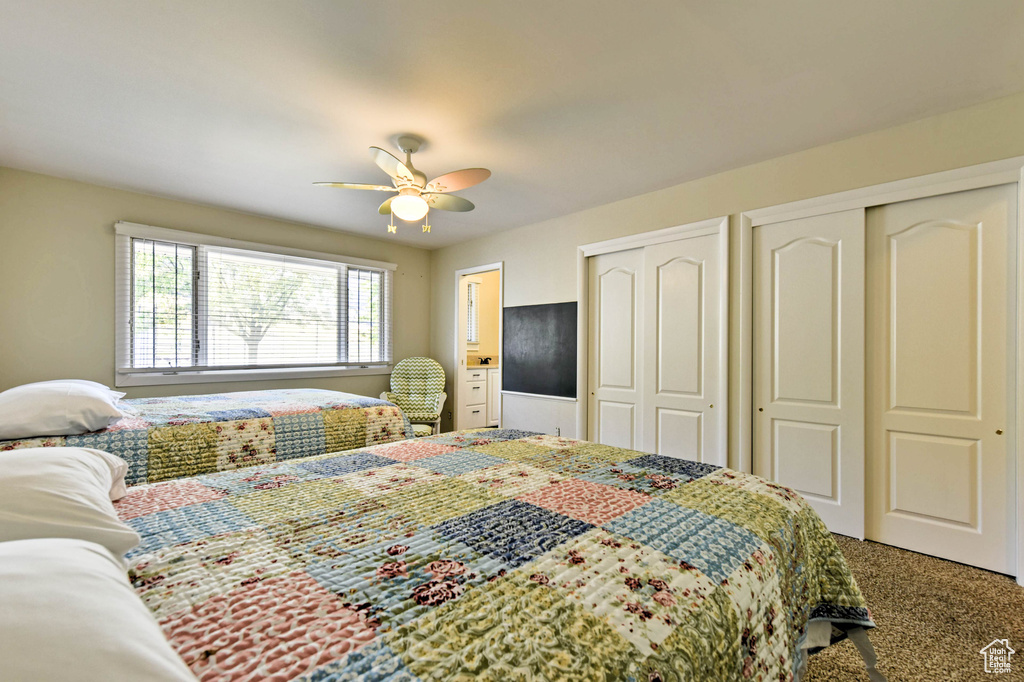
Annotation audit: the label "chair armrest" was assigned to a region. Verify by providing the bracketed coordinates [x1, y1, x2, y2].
[434, 392, 447, 414]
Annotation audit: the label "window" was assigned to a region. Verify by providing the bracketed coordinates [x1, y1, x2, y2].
[466, 280, 479, 344]
[116, 222, 394, 385]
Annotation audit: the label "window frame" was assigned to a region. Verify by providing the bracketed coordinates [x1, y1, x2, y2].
[114, 221, 396, 387]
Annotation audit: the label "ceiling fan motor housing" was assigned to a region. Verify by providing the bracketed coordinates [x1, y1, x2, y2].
[395, 134, 424, 155]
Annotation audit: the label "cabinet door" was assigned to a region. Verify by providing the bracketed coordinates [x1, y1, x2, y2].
[753, 208, 865, 538]
[487, 368, 501, 426]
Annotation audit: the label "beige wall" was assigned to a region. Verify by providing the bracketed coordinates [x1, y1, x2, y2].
[430, 90, 1024, 432]
[0, 167, 432, 397]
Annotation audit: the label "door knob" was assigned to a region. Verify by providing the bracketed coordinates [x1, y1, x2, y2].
[758, 407, 764, 412]
[996, 429, 1004, 435]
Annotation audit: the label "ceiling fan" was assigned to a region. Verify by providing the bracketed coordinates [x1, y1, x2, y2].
[315, 134, 490, 233]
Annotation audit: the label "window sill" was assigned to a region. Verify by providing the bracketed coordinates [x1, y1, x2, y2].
[115, 364, 394, 388]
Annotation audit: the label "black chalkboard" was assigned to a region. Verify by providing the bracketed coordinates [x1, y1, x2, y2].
[502, 302, 577, 398]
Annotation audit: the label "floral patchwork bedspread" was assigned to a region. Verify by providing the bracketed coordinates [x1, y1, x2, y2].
[117, 429, 873, 682]
[0, 389, 412, 485]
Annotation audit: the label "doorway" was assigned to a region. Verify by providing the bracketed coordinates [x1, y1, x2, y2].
[454, 263, 503, 430]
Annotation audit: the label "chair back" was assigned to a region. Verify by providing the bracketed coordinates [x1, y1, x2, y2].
[387, 357, 446, 424]
[390, 357, 445, 395]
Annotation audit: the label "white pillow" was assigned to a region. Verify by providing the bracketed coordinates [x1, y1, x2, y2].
[0, 538, 197, 682]
[0, 447, 139, 555]
[0, 380, 125, 439]
[33, 378, 127, 401]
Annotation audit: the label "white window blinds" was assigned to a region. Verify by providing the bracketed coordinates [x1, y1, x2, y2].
[203, 246, 343, 367]
[130, 239, 197, 369]
[116, 223, 394, 377]
[466, 280, 479, 344]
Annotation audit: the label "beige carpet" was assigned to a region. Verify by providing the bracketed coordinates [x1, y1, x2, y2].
[804, 536, 1024, 681]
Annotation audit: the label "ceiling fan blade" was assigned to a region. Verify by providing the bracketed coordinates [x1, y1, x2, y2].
[378, 196, 395, 215]
[313, 182, 395, 191]
[369, 147, 416, 184]
[424, 193, 474, 212]
[425, 168, 491, 193]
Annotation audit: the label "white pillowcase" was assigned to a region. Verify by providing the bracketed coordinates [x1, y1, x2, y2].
[0, 380, 126, 440]
[32, 378, 126, 400]
[0, 447, 139, 555]
[0, 538, 197, 682]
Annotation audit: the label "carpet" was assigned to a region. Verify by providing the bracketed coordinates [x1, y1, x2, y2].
[804, 535, 1024, 681]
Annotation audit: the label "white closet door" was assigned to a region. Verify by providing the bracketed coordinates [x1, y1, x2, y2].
[588, 248, 644, 449]
[753, 209, 865, 537]
[642, 234, 724, 465]
[866, 184, 1015, 573]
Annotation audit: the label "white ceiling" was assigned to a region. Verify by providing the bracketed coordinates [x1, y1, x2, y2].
[2, 1, 1024, 248]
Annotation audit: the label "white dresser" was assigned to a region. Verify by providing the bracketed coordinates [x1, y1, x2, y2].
[459, 365, 500, 429]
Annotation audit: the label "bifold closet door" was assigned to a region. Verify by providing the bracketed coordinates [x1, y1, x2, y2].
[865, 184, 1016, 573]
[589, 248, 644, 449]
[753, 209, 865, 538]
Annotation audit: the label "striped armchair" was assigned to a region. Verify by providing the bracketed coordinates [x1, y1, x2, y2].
[381, 357, 446, 437]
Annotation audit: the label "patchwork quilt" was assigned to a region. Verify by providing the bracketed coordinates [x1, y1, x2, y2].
[0, 389, 412, 485]
[117, 429, 873, 682]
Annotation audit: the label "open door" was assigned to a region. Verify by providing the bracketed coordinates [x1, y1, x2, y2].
[454, 268, 502, 430]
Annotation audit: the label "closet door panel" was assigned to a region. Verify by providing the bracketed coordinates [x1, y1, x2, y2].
[657, 257, 703, 396]
[773, 420, 837, 500]
[655, 408, 702, 460]
[887, 432, 977, 526]
[588, 248, 644, 449]
[598, 268, 638, 390]
[753, 209, 865, 538]
[773, 240, 836, 404]
[597, 401, 636, 450]
[643, 233, 723, 465]
[866, 184, 1015, 573]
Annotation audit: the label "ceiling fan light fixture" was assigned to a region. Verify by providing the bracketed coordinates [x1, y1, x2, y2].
[391, 193, 429, 221]
[315, 136, 490, 233]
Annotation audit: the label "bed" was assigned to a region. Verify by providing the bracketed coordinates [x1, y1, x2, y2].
[0, 389, 412, 486]
[117, 428, 875, 681]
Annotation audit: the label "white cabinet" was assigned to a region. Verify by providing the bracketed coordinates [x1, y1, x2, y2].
[457, 365, 500, 430]
[487, 368, 501, 426]
[459, 402, 487, 429]
[466, 380, 486, 406]
[465, 368, 487, 383]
